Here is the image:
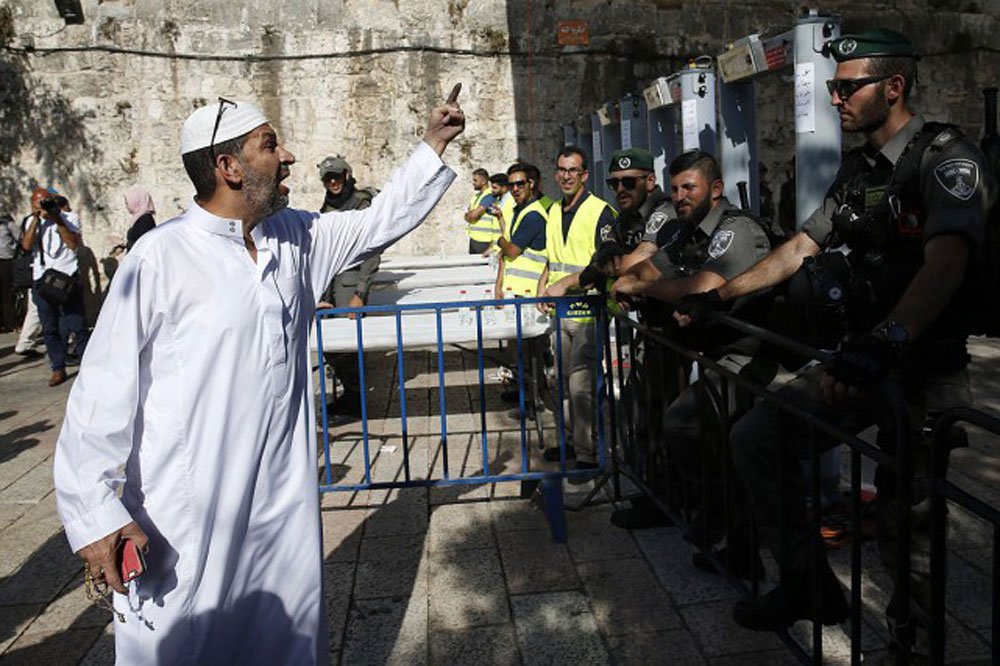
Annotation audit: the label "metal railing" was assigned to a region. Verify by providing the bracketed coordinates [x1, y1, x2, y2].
[606, 309, 999, 664]
[312, 291, 999, 661]
[312, 294, 611, 542]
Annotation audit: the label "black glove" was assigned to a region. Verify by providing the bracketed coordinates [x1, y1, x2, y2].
[676, 289, 723, 320]
[826, 333, 900, 389]
[578, 264, 603, 290]
[592, 241, 625, 274]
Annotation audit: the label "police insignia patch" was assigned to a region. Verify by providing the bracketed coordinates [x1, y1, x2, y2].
[934, 159, 979, 201]
[645, 211, 668, 234]
[708, 229, 735, 259]
[600, 225, 614, 242]
[838, 39, 857, 56]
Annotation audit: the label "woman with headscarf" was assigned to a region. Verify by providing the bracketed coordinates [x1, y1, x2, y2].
[124, 186, 156, 251]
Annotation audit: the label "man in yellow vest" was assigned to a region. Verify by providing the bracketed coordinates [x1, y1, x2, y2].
[540, 145, 617, 470]
[464, 168, 499, 254]
[494, 163, 548, 298]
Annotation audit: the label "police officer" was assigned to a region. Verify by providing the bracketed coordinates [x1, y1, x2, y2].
[317, 155, 381, 414]
[540, 145, 617, 470]
[464, 168, 499, 255]
[610, 151, 776, 555]
[585, 148, 676, 278]
[683, 30, 994, 657]
[578, 148, 680, 526]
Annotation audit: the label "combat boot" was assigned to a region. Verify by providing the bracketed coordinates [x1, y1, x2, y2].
[732, 561, 848, 631]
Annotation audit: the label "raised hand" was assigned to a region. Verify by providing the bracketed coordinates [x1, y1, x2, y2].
[425, 83, 466, 155]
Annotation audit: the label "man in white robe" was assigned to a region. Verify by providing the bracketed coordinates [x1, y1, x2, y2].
[53, 89, 464, 664]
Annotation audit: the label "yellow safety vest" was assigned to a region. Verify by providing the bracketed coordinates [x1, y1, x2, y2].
[502, 199, 549, 296]
[545, 192, 614, 322]
[538, 194, 556, 212]
[498, 196, 516, 244]
[546, 192, 612, 286]
[467, 189, 498, 243]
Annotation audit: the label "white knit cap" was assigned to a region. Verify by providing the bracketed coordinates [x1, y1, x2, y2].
[180, 99, 269, 155]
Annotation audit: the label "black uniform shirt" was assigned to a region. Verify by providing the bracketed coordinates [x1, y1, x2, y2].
[800, 115, 995, 367]
[803, 115, 991, 251]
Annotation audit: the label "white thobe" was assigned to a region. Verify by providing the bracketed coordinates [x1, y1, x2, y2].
[54, 142, 455, 665]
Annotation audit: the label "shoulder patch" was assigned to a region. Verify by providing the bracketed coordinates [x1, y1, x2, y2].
[600, 224, 614, 242]
[933, 158, 979, 201]
[707, 229, 735, 259]
[645, 211, 669, 235]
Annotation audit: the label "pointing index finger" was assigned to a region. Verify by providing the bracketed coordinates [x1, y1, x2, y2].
[446, 83, 462, 104]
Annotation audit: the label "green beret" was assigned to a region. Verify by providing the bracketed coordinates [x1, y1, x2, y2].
[826, 28, 916, 62]
[609, 148, 654, 173]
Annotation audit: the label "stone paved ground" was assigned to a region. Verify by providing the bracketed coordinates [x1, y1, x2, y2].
[0, 330, 998, 665]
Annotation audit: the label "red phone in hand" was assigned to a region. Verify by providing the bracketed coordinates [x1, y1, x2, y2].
[118, 538, 146, 583]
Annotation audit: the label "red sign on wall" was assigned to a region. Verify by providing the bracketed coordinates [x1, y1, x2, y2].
[557, 20, 590, 46]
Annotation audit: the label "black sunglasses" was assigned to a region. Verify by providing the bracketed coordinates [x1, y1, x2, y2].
[209, 97, 238, 160]
[825, 76, 890, 100]
[508, 179, 530, 189]
[606, 176, 646, 190]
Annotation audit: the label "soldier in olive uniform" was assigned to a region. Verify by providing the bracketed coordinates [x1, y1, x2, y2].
[610, 152, 777, 573]
[684, 30, 994, 658]
[318, 155, 381, 414]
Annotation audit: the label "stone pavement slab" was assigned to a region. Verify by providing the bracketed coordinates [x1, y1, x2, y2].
[577, 557, 684, 636]
[428, 547, 510, 630]
[497, 528, 578, 595]
[679, 600, 785, 657]
[510, 591, 610, 666]
[606, 629, 706, 665]
[429, 623, 521, 666]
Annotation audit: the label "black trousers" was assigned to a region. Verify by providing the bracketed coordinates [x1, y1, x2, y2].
[0, 258, 14, 331]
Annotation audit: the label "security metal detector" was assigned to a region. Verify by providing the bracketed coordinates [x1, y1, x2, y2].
[716, 11, 841, 224]
[594, 102, 622, 201]
[619, 93, 649, 155]
[642, 60, 718, 186]
[562, 122, 578, 148]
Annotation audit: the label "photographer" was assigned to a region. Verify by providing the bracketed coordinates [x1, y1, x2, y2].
[20, 190, 88, 386]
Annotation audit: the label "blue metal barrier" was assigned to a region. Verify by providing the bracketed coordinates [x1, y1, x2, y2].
[313, 294, 610, 543]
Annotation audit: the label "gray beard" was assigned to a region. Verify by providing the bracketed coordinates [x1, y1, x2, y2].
[243, 164, 287, 220]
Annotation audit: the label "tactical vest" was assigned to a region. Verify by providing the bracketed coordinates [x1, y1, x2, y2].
[502, 199, 549, 296]
[829, 123, 977, 338]
[466, 189, 498, 243]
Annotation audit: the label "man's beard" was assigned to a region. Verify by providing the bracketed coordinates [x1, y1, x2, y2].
[243, 163, 288, 219]
[678, 195, 712, 225]
[840, 85, 890, 134]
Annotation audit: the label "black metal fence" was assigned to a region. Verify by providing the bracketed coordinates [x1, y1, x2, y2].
[605, 309, 1000, 664]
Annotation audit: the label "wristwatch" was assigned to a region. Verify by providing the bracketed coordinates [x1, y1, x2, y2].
[873, 320, 909, 351]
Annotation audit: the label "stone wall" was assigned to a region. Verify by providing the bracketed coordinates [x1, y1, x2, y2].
[1, 0, 999, 285]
